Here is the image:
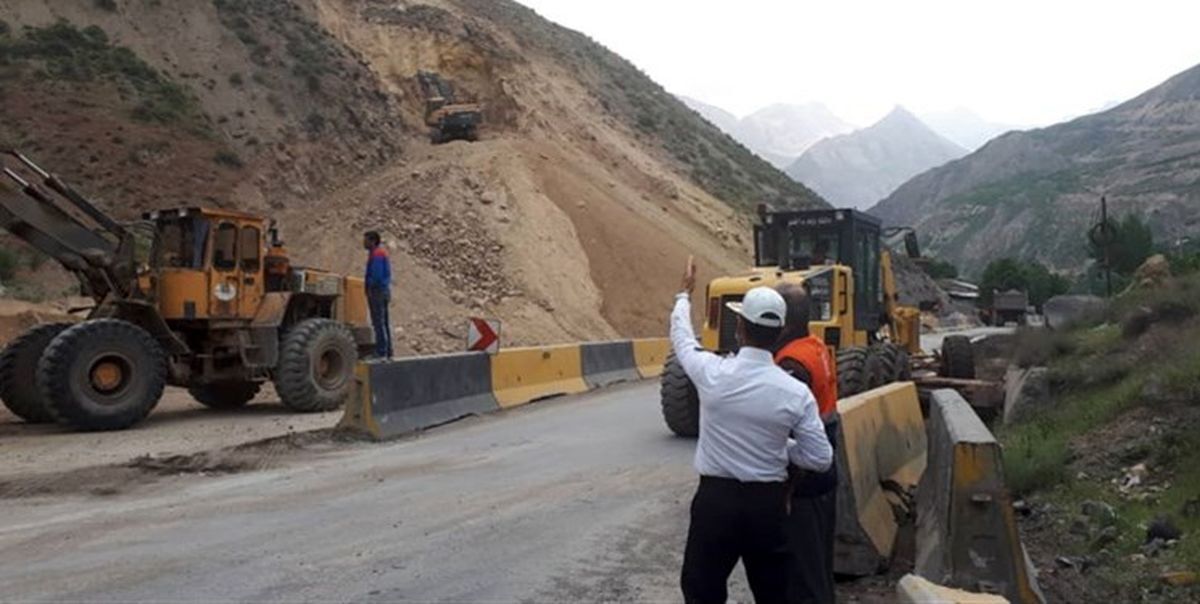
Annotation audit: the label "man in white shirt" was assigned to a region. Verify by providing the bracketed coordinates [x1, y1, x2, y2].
[672, 257, 833, 604]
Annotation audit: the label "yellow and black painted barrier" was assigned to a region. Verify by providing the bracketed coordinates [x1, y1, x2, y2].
[915, 389, 1044, 604]
[896, 574, 1009, 603]
[337, 352, 500, 440]
[490, 344, 590, 408]
[339, 338, 670, 439]
[631, 338, 671, 379]
[833, 381, 928, 576]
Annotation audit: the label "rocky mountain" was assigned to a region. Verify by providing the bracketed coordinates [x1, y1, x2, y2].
[0, 0, 823, 354]
[921, 107, 1016, 150]
[786, 107, 968, 210]
[678, 96, 739, 134]
[677, 98, 855, 169]
[735, 103, 856, 168]
[871, 62, 1200, 277]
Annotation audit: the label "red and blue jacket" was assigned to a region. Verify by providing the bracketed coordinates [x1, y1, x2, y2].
[365, 246, 391, 290]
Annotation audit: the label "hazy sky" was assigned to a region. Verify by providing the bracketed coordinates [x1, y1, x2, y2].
[517, 0, 1200, 127]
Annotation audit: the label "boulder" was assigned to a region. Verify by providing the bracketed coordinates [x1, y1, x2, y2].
[1003, 366, 1050, 425]
[1043, 295, 1105, 329]
[1126, 254, 1171, 292]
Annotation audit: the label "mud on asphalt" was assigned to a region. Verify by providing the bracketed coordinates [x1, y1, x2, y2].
[0, 429, 348, 500]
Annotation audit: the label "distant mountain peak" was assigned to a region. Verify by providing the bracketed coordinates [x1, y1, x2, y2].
[883, 105, 919, 121]
[676, 96, 855, 168]
[785, 109, 967, 210]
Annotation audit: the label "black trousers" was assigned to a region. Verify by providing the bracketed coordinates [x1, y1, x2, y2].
[367, 287, 393, 358]
[681, 476, 790, 604]
[787, 489, 837, 604]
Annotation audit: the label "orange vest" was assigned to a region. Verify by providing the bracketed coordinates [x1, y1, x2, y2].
[775, 336, 838, 417]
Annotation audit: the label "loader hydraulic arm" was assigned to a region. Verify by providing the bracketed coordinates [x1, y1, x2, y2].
[881, 249, 921, 354]
[0, 151, 135, 300]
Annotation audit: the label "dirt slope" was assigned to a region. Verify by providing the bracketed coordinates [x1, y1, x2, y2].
[0, 0, 823, 353]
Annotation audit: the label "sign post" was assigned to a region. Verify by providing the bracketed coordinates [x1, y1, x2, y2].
[467, 317, 501, 354]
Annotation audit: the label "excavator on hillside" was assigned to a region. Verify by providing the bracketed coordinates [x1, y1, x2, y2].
[417, 71, 482, 144]
[660, 207, 978, 436]
[0, 151, 373, 431]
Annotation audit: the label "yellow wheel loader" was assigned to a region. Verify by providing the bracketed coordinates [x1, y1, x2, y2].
[0, 151, 373, 431]
[661, 207, 976, 437]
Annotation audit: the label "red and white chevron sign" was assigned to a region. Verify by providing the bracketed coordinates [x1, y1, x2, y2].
[467, 317, 501, 354]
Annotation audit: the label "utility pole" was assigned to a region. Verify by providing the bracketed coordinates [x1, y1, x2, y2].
[1102, 196, 1112, 297]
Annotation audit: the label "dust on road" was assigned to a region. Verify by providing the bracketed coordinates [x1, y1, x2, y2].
[0, 385, 341, 483]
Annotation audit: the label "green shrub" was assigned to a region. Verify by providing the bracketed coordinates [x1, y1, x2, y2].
[227, 72, 243, 87]
[924, 258, 959, 279]
[213, 150, 242, 168]
[1003, 423, 1069, 494]
[94, 0, 118, 12]
[0, 247, 19, 282]
[0, 20, 202, 126]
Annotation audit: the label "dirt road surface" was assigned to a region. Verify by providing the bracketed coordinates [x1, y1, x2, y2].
[0, 386, 340, 481]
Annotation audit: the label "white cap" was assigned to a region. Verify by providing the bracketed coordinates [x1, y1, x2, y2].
[725, 286, 786, 328]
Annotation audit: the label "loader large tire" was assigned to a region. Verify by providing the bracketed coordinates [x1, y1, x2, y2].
[661, 352, 699, 437]
[941, 335, 976, 379]
[189, 381, 262, 410]
[836, 347, 870, 398]
[864, 347, 887, 390]
[0, 322, 72, 423]
[876, 342, 913, 383]
[275, 319, 357, 412]
[37, 319, 166, 431]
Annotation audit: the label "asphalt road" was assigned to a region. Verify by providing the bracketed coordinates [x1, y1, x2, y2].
[0, 381, 744, 603]
[1, 329, 1006, 602]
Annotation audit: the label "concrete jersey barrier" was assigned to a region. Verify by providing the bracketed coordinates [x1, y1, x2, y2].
[916, 389, 1045, 604]
[580, 341, 639, 389]
[490, 344, 590, 408]
[833, 381, 928, 576]
[340, 338, 670, 440]
[338, 352, 499, 439]
[897, 574, 1010, 603]
[631, 338, 670, 378]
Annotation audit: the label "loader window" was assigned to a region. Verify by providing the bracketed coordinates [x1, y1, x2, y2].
[153, 218, 208, 269]
[754, 225, 780, 267]
[213, 223, 238, 270]
[787, 230, 840, 270]
[239, 226, 261, 272]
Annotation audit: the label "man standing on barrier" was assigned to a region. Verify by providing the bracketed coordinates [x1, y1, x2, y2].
[363, 230, 394, 359]
[671, 256, 833, 604]
[775, 283, 840, 604]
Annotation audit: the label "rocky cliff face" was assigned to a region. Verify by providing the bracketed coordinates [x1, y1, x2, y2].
[871, 63, 1200, 277]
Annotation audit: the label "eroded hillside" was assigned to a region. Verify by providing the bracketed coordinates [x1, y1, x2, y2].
[0, 0, 824, 354]
[871, 63, 1200, 278]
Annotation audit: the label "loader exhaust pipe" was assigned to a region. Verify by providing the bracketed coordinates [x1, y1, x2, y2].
[4, 150, 126, 237]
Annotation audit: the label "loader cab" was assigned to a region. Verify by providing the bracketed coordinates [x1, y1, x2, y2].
[146, 208, 268, 322]
[754, 208, 883, 334]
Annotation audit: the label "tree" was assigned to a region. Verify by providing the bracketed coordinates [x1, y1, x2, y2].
[924, 258, 959, 279]
[1090, 213, 1154, 275]
[979, 258, 1070, 308]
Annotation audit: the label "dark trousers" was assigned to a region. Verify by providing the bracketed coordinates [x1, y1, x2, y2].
[787, 489, 837, 604]
[367, 288, 393, 358]
[681, 476, 791, 604]
[787, 417, 840, 604]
